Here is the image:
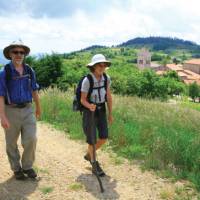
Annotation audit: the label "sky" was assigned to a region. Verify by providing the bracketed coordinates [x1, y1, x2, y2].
[0, 0, 200, 54]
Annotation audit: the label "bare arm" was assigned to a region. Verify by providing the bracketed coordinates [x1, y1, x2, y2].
[106, 87, 112, 114]
[0, 96, 5, 118]
[106, 87, 113, 124]
[0, 96, 10, 129]
[32, 91, 41, 119]
[81, 92, 96, 112]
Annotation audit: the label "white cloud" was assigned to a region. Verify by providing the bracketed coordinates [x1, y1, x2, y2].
[0, 0, 200, 53]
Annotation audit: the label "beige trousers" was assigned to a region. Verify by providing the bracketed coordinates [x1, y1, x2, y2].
[4, 104, 37, 172]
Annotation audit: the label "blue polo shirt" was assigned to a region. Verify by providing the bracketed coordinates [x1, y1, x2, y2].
[0, 62, 39, 104]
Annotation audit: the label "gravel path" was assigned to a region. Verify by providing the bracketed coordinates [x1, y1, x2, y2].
[0, 122, 196, 200]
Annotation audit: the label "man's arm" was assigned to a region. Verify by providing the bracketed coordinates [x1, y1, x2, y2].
[32, 91, 41, 119]
[0, 96, 10, 129]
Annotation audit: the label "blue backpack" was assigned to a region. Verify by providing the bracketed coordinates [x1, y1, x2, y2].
[73, 73, 108, 112]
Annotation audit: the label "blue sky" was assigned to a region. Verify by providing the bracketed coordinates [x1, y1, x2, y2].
[0, 0, 200, 54]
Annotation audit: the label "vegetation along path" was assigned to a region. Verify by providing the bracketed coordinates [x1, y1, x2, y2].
[0, 122, 198, 200]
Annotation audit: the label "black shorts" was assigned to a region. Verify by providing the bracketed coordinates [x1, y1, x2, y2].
[82, 104, 108, 145]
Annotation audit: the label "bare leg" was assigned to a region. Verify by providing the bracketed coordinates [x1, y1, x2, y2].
[88, 139, 107, 161]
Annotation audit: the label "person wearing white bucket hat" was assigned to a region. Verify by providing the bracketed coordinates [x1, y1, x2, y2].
[81, 54, 113, 176]
[87, 54, 111, 68]
[0, 40, 41, 180]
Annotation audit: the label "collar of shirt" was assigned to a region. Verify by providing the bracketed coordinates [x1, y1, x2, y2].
[91, 73, 105, 82]
[10, 62, 26, 76]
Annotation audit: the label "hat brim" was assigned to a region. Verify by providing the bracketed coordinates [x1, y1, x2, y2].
[3, 44, 30, 60]
[87, 60, 111, 68]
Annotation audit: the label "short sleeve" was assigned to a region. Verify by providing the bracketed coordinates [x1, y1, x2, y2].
[0, 69, 7, 97]
[30, 68, 39, 91]
[81, 77, 90, 93]
[107, 74, 111, 88]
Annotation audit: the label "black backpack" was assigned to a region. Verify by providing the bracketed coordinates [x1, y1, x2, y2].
[73, 73, 108, 112]
[4, 63, 33, 104]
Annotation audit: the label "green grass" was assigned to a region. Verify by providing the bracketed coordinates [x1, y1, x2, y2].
[40, 88, 200, 190]
[181, 100, 200, 112]
[40, 186, 54, 194]
[34, 166, 49, 175]
[68, 183, 84, 191]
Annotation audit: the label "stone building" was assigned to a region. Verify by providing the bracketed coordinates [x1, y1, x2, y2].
[137, 48, 151, 69]
[183, 59, 200, 74]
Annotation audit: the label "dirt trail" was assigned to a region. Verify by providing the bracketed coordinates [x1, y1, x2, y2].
[0, 122, 195, 200]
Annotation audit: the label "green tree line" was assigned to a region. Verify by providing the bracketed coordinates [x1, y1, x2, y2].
[25, 51, 200, 101]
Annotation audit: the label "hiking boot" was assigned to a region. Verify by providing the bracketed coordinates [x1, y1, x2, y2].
[23, 168, 37, 178]
[14, 168, 26, 180]
[91, 161, 106, 177]
[84, 153, 91, 162]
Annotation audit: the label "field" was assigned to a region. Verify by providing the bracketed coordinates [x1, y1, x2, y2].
[40, 88, 200, 190]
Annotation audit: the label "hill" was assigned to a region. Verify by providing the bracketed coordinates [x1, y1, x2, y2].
[117, 36, 200, 51]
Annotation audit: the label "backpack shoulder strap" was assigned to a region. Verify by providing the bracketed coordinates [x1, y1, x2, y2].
[4, 64, 12, 104]
[86, 74, 94, 100]
[24, 64, 33, 80]
[4, 64, 12, 82]
[103, 73, 108, 91]
[103, 73, 108, 102]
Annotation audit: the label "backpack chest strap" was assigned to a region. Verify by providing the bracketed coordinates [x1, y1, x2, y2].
[93, 85, 105, 90]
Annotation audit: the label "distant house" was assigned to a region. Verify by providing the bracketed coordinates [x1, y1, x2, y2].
[136, 51, 200, 85]
[155, 63, 200, 85]
[183, 59, 200, 74]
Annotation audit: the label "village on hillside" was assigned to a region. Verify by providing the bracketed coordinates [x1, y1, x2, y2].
[137, 48, 200, 85]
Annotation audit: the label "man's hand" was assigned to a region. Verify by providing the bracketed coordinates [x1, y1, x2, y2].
[1, 115, 10, 129]
[89, 104, 96, 112]
[35, 107, 42, 120]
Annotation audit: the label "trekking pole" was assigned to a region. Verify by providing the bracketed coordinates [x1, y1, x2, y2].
[90, 95, 104, 193]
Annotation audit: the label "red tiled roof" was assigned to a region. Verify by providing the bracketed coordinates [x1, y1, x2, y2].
[183, 70, 200, 78]
[184, 59, 200, 65]
[166, 64, 183, 71]
[164, 63, 200, 85]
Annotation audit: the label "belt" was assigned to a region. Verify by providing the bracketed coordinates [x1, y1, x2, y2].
[89, 102, 105, 107]
[7, 102, 31, 108]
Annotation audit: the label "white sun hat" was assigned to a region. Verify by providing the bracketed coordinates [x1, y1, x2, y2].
[3, 39, 30, 60]
[87, 54, 111, 67]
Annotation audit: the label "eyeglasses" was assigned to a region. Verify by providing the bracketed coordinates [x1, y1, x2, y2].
[11, 51, 25, 55]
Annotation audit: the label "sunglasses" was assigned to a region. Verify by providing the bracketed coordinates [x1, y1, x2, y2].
[11, 51, 25, 55]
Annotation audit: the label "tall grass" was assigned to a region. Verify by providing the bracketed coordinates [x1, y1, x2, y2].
[40, 88, 200, 189]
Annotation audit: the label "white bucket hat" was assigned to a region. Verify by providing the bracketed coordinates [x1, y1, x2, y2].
[87, 54, 111, 67]
[3, 39, 30, 60]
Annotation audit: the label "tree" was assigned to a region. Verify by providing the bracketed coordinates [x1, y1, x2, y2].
[164, 70, 180, 81]
[25, 56, 37, 66]
[161, 57, 169, 67]
[151, 53, 163, 61]
[138, 69, 159, 98]
[189, 82, 199, 102]
[126, 72, 141, 96]
[32, 54, 63, 88]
